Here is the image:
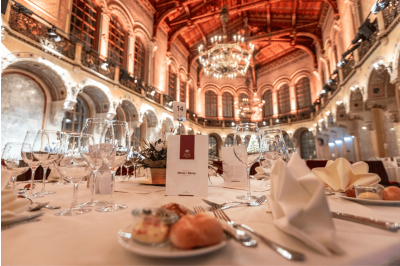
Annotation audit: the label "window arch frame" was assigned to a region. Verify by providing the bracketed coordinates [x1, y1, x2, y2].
[108, 14, 127, 67]
[225, 136, 233, 147]
[295, 77, 312, 110]
[209, 135, 218, 158]
[61, 96, 89, 133]
[205, 90, 217, 117]
[168, 65, 177, 101]
[262, 90, 273, 117]
[278, 84, 291, 114]
[222, 92, 234, 118]
[134, 37, 146, 81]
[300, 130, 316, 160]
[70, 0, 100, 49]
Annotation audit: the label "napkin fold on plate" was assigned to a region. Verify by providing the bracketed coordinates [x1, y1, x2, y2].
[254, 166, 268, 180]
[268, 153, 344, 256]
[1, 169, 30, 221]
[47, 165, 61, 182]
[311, 158, 381, 191]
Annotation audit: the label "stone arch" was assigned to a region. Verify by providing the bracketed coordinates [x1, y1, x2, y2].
[176, 123, 186, 135]
[168, 57, 179, 73]
[202, 84, 220, 95]
[80, 85, 111, 116]
[273, 77, 291, 91]
[208, 132, 223, 158]
[132, 23, 152, 42]
[1, 53, 72, 107]
[259, 84, 274, 97]
[120, 99, 140, 122]
[291, 70, 313, 85]
[220, 86, 237, 97]
[107, 2, 134, 33]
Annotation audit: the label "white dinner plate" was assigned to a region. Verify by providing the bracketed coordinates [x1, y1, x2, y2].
[338, 194, 400, 205]
[118, 224, 228, 258]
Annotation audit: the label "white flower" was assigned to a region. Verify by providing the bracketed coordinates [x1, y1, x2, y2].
[155, 142, 163, 152]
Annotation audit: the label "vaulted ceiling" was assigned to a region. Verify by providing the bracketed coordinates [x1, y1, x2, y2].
[151, 0, 338, 72]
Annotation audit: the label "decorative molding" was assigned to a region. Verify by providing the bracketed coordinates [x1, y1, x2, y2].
[137, 0, 156, 15]
[318, 3, 330, 28]
[172, 39, 190, 59]
[133, 0, 153, 22]
[257, 51, 309, 77]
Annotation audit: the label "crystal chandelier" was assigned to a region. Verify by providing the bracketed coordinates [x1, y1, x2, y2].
[235, 90, 265, 118]
[198, 6, 254, 80]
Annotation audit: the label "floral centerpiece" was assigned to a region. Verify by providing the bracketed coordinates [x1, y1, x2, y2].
[138, 139, 167, 168]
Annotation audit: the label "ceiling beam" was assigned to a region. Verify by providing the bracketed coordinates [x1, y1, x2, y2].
[153, 6, 176, 38]
[245, 22, 318, 42]
[266, 3, 271, 33]
[292, 0, 298, 27]
[195, 22, 207, 45]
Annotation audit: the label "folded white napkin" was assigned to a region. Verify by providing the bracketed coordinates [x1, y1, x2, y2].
[254, 166, 268, 180]
[311, 158, 381, 191]
[1, 169, 30, 221]
[268, 153, 344, 256]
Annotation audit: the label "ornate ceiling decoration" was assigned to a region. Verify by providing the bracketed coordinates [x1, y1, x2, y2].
[151, 0, 338, 74]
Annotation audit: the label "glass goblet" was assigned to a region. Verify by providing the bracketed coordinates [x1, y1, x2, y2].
[80, 118, 113, 207]
[260, 129, 285, 176]
[22, 131, 49, 199]
[54, 134, 93, 216]
[96, 120, 128, 212]
[233, 123, 260, 200]
[40, 130, 63, 194]
[2, 143, 30, 190]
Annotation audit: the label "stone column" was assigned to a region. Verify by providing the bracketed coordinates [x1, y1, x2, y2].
[176, 75, 180, 102]
[289, 84, 296, 112]
[376, 12, 386, 33]
[371, 108, 387, 157]
[127, 32, 136, 75]
[272, 92, 278, 115]
[217, 94, 223, 119]
[234, 96, 239, 121]
[99, 13, 110, 60]
[150, 39, 158, 85]
[74, 43, 83, 65]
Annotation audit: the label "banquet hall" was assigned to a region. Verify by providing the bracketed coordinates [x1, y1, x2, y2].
[1, 0, 400, 265]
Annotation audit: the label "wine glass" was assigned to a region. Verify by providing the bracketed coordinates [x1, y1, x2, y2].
[2, 143, 30, 190]
[80, 118, 113, 207]
[260, 129, 285, 176]
[54, 133, 93, 216]
[22, 131, 49, 199]
[233, 123, 260, 200]
[96, 120, 129, 212]
[39, 130, 64, 194]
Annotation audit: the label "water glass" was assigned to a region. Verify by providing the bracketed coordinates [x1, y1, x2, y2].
[2, 143, 30, 190]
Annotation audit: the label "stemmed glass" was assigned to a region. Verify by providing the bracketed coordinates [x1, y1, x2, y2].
[260, 129, 286, 188]
[54, 133, 93, 216]
[96, 120, 129, 212]
[2, 143, 30, 190]
[40, 130, 64, 194]
[233, 123, 261, 200]
[22, 131, 50, 199]
[80, 118, 113, 207]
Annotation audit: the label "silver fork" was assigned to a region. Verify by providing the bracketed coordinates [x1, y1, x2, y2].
[28, 202, 49, 211]
[204, 195, 267, 211]
[212, 206, 305, 261]
[193, 206, 256, 247]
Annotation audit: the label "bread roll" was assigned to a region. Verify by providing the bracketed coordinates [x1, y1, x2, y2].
[382, 186, 400, 201]
[170, 213, 223, 249]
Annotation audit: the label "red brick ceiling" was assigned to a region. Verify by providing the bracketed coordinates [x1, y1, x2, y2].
[152, 0, 338, 70]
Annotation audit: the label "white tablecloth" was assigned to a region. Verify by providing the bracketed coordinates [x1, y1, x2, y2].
[385, 167, 400, 182]
[2, 177, 400, 265]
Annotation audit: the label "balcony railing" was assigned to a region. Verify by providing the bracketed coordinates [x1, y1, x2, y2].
[145, 85, 161, 104]
[9, 4, 75, 60]
[358, 21, 378, 60]
[119, 68, 141, 94]
[205, 119, 222, 127]
[383, 4, 400, 28]
[342, 58, 355, 81]
[163, 94, 174, 109]
[81, 46, 115, 80]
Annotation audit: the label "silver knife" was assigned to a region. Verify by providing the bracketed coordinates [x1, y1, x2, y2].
[202, 199, 242, 210]
[332, 212, 399, 232]
[1, 212, 44, 226]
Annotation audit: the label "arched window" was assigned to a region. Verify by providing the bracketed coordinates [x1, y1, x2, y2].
[180, 78, 187, 103]
[225, 136, 233, 147]
[296, 77, 311, 109]
[368, 69, 395, 98]
[262, 90, 273, 117]
[189, 85, 195, 112]
[350, 89, 363, 111]
[108, 14, 126, 67]
[209, 135, 217, 158]
[300, 130, 316, 160]
[283, 133, 293, 148]
[205, 91, 217, 117]
[239, 93, 248, 119]
[168, 66, 177, 101]
[70, 0, 99, 49]
[244, 136, 250, 147]
[278, 84, 291, 114]
[62, 97, 88, 133]
[222, 92, 234, 118]
[134, 38, 145, 80]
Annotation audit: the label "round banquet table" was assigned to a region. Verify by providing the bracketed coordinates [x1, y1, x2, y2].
[2, 177, 400, 265]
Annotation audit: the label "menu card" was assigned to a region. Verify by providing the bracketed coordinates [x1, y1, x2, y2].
[166, 135, 208, 197]
[221, 146, 247, 188]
